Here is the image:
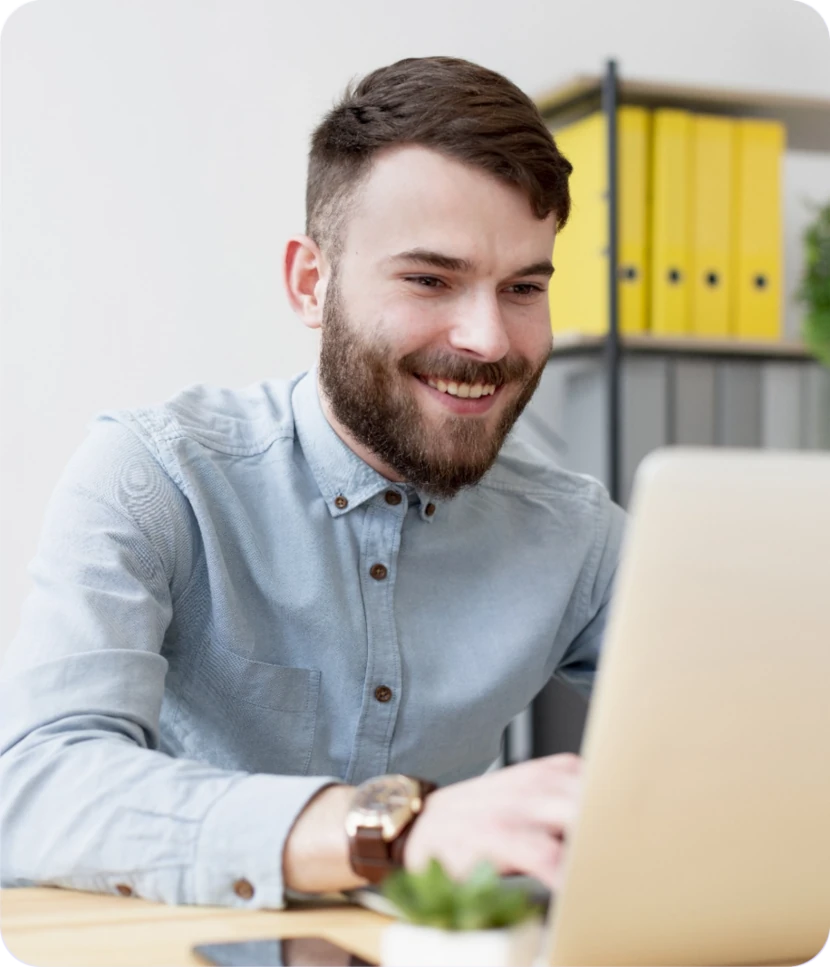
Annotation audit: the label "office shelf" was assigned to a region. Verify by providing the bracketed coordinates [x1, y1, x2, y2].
[550, 333, 814, 361]
[532, 64, 830, 505]
[536, 75, 830, 152]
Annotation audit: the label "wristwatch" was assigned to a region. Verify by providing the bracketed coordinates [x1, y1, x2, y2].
[345, 774, 437, 883]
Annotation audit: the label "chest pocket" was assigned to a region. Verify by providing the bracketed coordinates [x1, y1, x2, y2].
[175, 642, 321, 776]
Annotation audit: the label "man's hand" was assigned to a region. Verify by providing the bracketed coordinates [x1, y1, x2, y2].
[403, 754, 583, 890]
[282, 753, 583, 895]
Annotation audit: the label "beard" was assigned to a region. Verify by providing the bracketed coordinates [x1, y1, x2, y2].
[318, 272, 550, 499]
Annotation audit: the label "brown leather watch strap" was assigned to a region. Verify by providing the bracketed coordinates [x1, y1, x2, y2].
[349, 827, 390, 882]
[348, 779, 437, 884]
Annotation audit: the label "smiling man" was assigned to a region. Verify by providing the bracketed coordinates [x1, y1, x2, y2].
[304, 144, 557, 501]
[0, 57, 624, 908]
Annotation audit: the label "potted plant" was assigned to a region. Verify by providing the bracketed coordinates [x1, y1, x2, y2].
[379, 859, 545, 967]
[797, 199, 830, 369]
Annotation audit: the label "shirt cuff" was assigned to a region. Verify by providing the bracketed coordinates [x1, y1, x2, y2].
[191, 773, 339, 908]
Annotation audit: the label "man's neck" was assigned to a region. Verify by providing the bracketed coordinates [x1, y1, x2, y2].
[316, 374, 406, 484]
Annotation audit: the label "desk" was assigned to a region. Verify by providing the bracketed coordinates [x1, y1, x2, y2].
[0, 888, 391, 966]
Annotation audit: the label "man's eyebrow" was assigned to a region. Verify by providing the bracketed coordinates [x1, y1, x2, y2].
[387, 249, 555, 278]
[514, 260, 555, 279]
[388, 249, 474, 273]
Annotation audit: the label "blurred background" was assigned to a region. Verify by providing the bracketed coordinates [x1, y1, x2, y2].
[2, 1, 829, 755]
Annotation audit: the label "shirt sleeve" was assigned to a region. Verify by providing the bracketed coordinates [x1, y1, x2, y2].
[0, 419, 337, 908]
[553, 484, 627, 699]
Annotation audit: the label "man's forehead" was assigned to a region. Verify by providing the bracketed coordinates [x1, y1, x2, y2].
[348, 145, 553, 227]
[338, 145, 556, 272]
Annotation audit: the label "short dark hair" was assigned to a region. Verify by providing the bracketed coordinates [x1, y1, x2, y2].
[306, 56, 572, 259]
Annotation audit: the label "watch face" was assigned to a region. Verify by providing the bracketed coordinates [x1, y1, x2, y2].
[347, 775, 421, 840]
[353, 775, 418, 812]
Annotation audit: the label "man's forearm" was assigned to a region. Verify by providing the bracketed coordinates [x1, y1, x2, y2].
[282, 784, 367, 894]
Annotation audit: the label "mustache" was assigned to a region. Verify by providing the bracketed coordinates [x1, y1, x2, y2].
[400, 351, 532, 387]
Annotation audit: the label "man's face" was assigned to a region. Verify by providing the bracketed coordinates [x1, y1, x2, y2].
[318, 145, 556, 499]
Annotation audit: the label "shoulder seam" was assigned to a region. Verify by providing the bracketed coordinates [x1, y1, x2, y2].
[476, 475, 605, 503]
[127, 406, 294, 458]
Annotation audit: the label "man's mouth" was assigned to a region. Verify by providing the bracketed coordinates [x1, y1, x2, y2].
[414, 374, 498, 399]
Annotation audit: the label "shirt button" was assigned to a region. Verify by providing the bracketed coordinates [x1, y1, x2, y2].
[334, 495, 348, 510]
[375, 685, 393, 703]
[369, 563, 388, 581]
[115, 884, 133, 897]
[384, 490, 402, 506]
[425, 503, 436, 517]
[233, 878, 255, 900]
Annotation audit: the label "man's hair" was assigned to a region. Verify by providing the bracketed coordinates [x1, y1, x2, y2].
[306, 56, 573, 259]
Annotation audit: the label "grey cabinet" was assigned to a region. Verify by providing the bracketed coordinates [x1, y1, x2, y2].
[519, 345, 830, 509]
[512, 341, 830, 759]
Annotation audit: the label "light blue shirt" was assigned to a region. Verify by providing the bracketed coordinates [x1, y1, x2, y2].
[0, 367, 624, 908]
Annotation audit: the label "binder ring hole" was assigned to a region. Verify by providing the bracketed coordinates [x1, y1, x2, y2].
[754, 274, 768, 289]
[705, 271, 720, 287]
[618, 266, 638, 282]
[667, 268, 682, 285]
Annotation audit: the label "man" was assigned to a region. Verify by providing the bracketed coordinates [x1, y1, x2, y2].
[0, 56, 624, 908]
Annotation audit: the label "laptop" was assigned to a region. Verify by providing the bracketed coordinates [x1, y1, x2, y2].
[541, 447, 830, 966]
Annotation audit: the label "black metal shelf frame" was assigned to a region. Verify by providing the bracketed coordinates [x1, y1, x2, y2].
[540, 61, 622, 502]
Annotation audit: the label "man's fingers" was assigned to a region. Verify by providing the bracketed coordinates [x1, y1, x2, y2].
[535, 752, 583, 776]
[517, 788, 581, 833]
[492, 830, 566, 891]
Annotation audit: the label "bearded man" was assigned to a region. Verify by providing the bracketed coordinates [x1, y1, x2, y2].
[0, 56, 624, 908]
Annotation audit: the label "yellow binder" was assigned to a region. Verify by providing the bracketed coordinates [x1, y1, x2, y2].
[618, 107, 651, 336]
[548, 107, 650, 336]
[690, 115, 735, 338]
[650, 109, 692, 335]
[732, 118, 785, 340]
[549, 112, 606, 336]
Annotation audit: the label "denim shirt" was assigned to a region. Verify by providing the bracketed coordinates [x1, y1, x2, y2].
[0, 367, 625, 909]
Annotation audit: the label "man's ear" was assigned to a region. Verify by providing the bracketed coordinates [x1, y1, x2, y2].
[284, 235, 329, 331]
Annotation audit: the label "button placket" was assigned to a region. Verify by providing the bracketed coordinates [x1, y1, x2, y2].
[346, 502, 406, 785]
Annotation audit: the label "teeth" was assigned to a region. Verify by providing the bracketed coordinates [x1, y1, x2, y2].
[423, 376, 498, 399]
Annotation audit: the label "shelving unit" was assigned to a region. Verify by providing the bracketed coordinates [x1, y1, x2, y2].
[532, 64, 830, 505]
[510, 67, 830, 765]
[550, 333, 814, 360]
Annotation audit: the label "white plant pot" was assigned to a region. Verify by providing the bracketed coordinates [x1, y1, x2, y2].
[380, 918, 544, 967]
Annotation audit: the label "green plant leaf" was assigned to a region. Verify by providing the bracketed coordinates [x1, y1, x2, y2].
[380, 859, 541, 931]
[798, 199, 830, 370]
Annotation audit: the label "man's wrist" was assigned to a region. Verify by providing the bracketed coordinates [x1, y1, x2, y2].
[282, 783, 366, 894]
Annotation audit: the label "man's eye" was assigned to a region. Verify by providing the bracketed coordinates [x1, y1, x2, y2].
[406, 276, 445, 289]
[508, 283, 544, 297]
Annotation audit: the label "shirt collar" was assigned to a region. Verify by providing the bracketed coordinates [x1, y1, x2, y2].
[292, 367, 440, 522]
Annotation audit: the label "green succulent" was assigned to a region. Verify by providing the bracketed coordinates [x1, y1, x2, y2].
[797, 199, 830, 369]
[380, 859, 543, 932]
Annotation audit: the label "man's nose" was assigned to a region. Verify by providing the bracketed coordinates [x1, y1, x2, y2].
[445, 293, 510, 361]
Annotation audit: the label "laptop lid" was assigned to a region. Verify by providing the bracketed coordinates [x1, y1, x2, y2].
[545, 448, 830, 966]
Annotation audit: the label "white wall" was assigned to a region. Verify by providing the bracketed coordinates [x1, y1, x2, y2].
[2, 0, 829, 651]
